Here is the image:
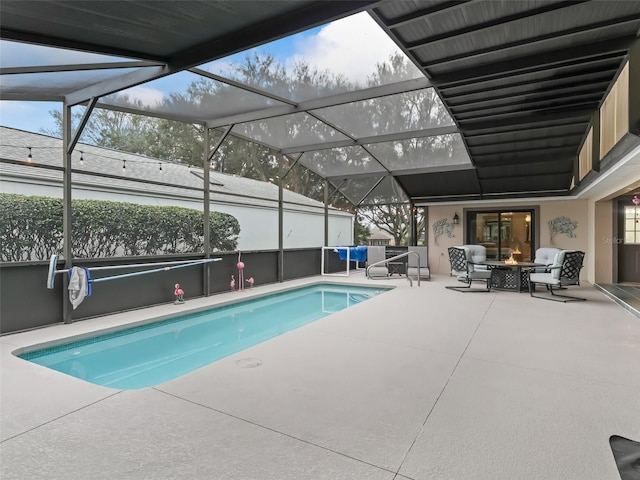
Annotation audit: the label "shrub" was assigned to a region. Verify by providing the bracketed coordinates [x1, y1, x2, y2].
[0, 194, 239, 261]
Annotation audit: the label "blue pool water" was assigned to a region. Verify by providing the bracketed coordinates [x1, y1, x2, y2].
[19, 284, 388, 389]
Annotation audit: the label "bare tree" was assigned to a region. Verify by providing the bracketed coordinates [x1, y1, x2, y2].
[43, 52, 451, 244]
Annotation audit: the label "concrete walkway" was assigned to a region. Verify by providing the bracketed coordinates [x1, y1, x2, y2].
[1, 274, 639, 479]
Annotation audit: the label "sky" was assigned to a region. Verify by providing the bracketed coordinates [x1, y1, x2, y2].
[0, 12, 417, 136]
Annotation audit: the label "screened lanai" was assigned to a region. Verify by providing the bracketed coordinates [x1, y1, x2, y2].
[1, 1, 640, 330]
[2, 4, 640, 479]
[2, 0, 639, 204]
[0, 7, 458, 209]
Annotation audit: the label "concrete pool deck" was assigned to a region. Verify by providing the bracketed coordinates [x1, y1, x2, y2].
[1, 273, 639, 479]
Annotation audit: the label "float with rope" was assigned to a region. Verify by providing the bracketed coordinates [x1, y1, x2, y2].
[47, 254, 221, 308]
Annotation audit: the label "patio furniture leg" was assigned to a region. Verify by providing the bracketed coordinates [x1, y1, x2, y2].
[529, 281, 586, 302]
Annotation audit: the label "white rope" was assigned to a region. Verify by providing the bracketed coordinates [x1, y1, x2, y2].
[47, 254, 221, 289]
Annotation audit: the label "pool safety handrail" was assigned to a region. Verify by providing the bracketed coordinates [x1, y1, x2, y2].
[366, 251, 421, 286]
[46, 254, 222, 289]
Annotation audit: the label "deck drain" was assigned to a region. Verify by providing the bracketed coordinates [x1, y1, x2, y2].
[235, 357, 263, 368]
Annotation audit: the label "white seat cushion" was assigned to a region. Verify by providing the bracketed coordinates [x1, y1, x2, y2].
[534, 247, 561, 266]
[529, 272, 560, 285]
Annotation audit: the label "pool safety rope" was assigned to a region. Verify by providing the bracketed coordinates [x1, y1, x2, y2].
[47, 254, 222, 290]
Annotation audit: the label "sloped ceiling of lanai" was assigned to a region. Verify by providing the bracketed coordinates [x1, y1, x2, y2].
[1, 0, 639, 205]
[369, 0, 640, 201]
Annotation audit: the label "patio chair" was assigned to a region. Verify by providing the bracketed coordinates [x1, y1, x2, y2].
[462, 244, 490, 271]
[446, 246, 491, 292]
[609, 435, 640, 480]
[528, 250, 586, 302]
[407, 246, 430, 280]
[532, 247, 562, 273]
[535, 247, 580, 287]
[366, 246, 389, 278]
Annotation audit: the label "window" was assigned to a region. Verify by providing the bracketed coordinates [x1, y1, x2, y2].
[624, 205, 640, 244]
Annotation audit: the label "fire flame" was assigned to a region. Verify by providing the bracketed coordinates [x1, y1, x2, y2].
[505, 253, 518, 265]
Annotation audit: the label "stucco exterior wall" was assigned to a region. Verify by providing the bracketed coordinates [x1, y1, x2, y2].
[592, 199, 615, 284]
[427, 206, 463, 275]
[539, 200, 588, 253]
[426, 200, 590, 280]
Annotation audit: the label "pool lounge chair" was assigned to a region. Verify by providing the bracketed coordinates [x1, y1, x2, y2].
[407, 246, 430, 280]
[366, 246, 389, 278]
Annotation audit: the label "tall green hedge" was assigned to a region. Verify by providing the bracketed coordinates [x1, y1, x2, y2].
[0, 194, 239, 261]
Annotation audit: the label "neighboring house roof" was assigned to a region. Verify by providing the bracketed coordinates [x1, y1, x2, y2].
[368, 233, 389, 241]
[0, 127, 350, 216]
[368, 229, 393, 240]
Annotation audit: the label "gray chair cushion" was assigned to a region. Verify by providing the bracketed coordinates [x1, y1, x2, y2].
[366, 246, 389, 277]
[462, 245, 487, 264]
[534, 247, 561, 266]
[461, 245, 488, 272]
[407, 246, 430, 279]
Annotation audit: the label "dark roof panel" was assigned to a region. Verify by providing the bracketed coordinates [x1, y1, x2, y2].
[1, 0, 638, 202]
[396, 169, 481, 198]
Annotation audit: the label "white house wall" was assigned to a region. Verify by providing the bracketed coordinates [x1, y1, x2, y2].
[1, 177, 353, 251]
[327, 214, 355, 247]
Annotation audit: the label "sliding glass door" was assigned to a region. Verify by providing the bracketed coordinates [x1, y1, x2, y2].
[466, 210, 535, 261]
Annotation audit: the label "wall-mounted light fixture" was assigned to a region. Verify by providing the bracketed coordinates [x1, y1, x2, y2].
[452, 212, 459, 225]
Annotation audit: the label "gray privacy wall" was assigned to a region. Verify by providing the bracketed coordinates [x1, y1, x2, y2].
[0, 248, 347, 335]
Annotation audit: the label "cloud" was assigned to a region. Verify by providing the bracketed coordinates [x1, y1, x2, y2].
[202, 59, 240, 78]
[288, 12, 404, 86]
[0, 101, 59, 133]
[0, 40, 129, 67]
[0, 11, 414, 133]
[0, 101, 33, 116]
[118, 86, 165, 107]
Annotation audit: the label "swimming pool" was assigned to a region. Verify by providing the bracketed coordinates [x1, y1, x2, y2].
[18, 283, 389, 389]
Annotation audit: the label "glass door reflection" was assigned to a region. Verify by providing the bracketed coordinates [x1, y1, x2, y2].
[469, 210, 534, 261]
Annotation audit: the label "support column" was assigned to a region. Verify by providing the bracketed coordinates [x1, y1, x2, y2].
[410, 202, 417, 246]
[203, 125, 233, 293]
[62, 105, 73, 324]
[353, 207, 358, 245]
[424, 207, 429, 247]
[324, 180, 329, 247]
[628, 38, 640, 136]
[278, 179, 284, 282]
[203, 127, 211, 296]
[277, 154, 302, 283]
[591, 113, 601, 172]
[60, 99, 98, 323]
